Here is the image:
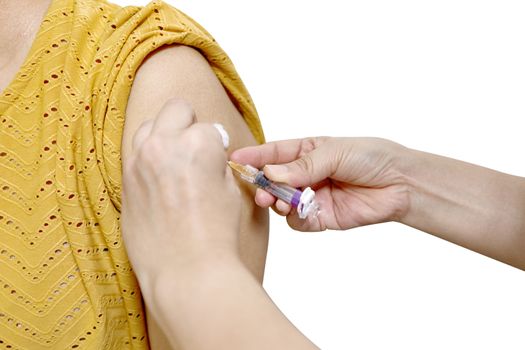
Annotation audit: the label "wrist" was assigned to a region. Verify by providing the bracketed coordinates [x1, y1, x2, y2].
[388, 144, 421, 224]
[139, 250, 245, 306]
[393, 146, 444, 227]
[145, 254, 252, 340]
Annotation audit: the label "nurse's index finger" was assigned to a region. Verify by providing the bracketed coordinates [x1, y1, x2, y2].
[231, 138, 324, 168]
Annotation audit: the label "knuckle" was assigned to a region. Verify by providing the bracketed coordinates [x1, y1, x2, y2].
[168, 98, 195, 116]
[131, 121, 152, 145]
[298, 137, 318, 157]
[164, 97, 189, 110]
[195, 123, 219, 138]
[122, 160, 137, 190]
[137, 117, 154, 130]
[186, 129, 209, 151]
[191, 123, 213, 136]
[317, 136, 331, 146]
[137, 137, 165, 165]
[188, 125, 225, 154]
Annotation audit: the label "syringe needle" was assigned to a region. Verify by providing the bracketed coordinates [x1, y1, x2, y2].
[227, 161, 257, 183]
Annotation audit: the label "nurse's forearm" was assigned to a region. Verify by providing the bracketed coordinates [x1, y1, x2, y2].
[399, 148, 525, 270]
[143, 254, 318, 350]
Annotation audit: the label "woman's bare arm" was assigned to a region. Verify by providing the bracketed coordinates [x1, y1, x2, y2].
[233, 138, 525, 270]
[121, 45, 269, 349]
[399, 148, 525, 269]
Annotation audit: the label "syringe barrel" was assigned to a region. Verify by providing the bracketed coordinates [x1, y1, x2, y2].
[254, 172, 302, 207]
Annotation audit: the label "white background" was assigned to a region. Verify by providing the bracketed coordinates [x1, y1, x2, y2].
[114, 1, 525, 349]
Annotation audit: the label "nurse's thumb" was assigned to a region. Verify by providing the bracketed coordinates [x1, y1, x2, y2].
[263, 147, 333, 188]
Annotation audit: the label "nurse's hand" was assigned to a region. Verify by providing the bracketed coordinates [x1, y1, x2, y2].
[231, 137, 411, 232]
[121, 98, 241, 286]
[233, 136, 525, 270]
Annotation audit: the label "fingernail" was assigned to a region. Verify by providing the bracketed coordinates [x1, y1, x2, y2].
[264, 164, 288, 180]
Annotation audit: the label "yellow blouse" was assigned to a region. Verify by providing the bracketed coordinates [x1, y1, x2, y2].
[0, 0, 263, 348]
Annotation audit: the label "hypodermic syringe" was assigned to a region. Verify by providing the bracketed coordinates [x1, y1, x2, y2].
[228, 161, 319, 219]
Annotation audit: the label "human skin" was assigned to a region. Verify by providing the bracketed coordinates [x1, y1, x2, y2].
[122, 99, 319, 350]
[122, 45, 269, 348]
[5, 2, 524, 348]
[1, 1, 269, 348]
[233, 137, 525, 270]
[123, 123, 524, 349]
[0, 0, 53, 92]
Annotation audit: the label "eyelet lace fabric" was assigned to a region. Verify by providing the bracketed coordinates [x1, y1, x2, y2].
[0, 0, 263, 348]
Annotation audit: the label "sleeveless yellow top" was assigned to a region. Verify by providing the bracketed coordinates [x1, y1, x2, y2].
[0, 0, 263, 348]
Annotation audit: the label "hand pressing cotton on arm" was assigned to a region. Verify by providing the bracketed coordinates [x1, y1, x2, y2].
[121, 99, 319, 350]
[120, 45, 269, 349]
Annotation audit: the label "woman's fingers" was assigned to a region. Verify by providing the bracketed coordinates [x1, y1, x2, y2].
[230, 138, 325, 168]
[274, 199, 292, 216]
[286, 213, 321, 232]
[231, 137, 334, 188]
[255, 188, 292, 216]
[132, 118, 154, 151]
[264, 146, 335, 188]
[254, 189, 292, 216]
[254, 188, 275, 207]
[150, 98, 196, 137]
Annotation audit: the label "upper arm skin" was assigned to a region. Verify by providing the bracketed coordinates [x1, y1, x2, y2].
[122, 45, 269, 349]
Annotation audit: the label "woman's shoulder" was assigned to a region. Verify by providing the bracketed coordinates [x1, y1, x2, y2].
[71, 0, 212, 39]
[65, 0, 263, 207]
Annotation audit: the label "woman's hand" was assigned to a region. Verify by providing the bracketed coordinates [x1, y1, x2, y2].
[121, 99, 319, 350]
[233, 136, 525, 270]
[121, 98, 242, 288]
[231, 137, 411, 232]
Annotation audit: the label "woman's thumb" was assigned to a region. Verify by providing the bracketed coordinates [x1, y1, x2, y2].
[263, 147, 333, 187]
